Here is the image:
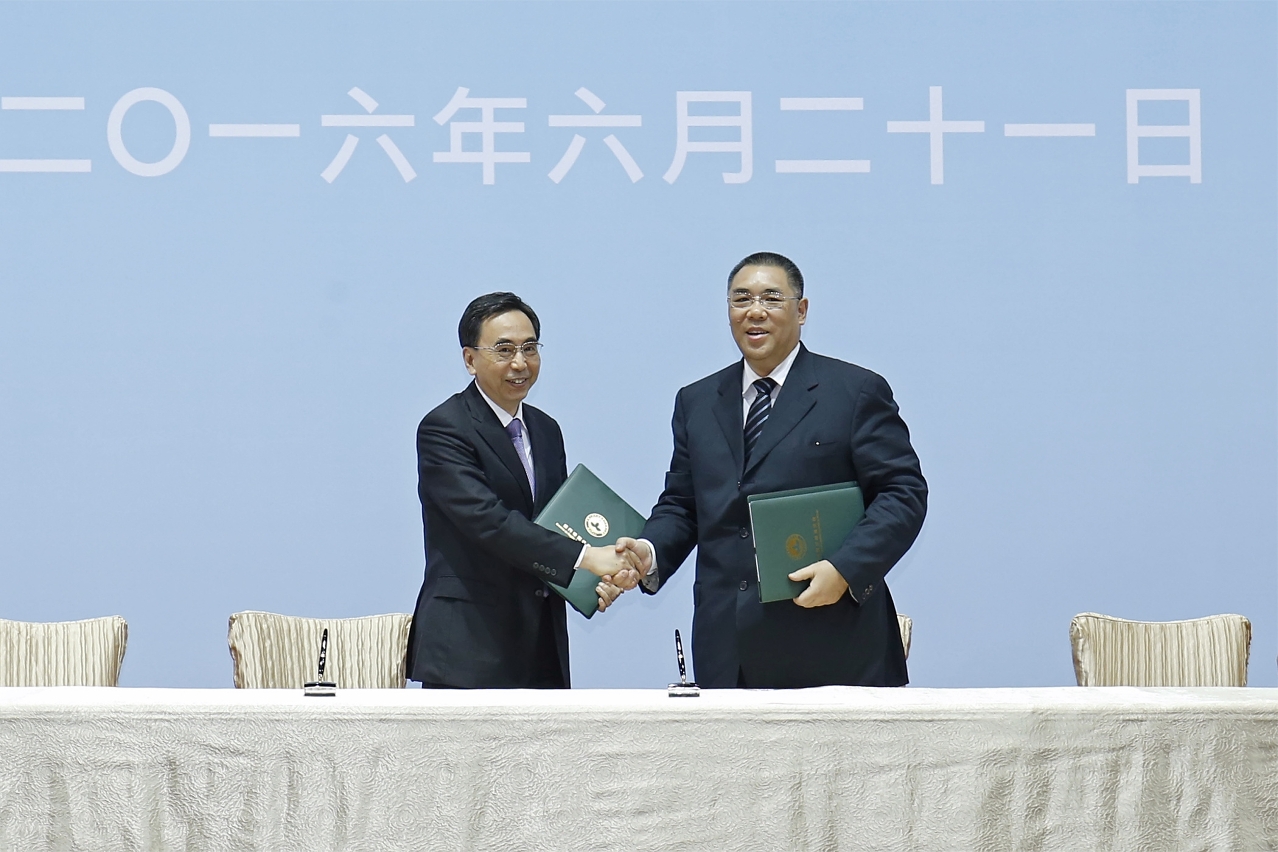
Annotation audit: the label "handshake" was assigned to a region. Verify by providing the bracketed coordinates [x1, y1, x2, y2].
[578, 538, 654, 613]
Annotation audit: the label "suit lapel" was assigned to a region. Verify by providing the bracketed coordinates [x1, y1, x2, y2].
[712, 363, 746, 476]
[525, 407, 555, 512]
[744, 344, 818, 477]
[464, 383, 535, 510]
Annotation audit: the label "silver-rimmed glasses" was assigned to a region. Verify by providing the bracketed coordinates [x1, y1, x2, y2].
[469, 342, 544, 362]
[727, 292, 802, 311]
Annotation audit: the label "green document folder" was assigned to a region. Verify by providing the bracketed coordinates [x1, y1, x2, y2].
[747, 482, 865, 603]
[533, 464, 648, 618]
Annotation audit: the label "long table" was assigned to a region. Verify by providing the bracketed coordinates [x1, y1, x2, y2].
[0, 686, 1274, 850]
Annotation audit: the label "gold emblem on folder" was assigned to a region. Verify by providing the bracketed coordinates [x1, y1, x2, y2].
[584, 513, 609, 538]
[785, 533, 807, 560]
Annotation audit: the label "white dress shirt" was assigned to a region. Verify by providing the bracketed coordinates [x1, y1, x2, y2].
[639, 341, 802, 591]
[741, 339, 801, 421]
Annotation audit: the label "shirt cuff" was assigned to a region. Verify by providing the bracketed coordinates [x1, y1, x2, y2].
[573, 544, 588, 570]
[638, 539, 660, 592]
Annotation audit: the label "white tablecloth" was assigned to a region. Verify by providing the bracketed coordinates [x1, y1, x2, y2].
[0, 687, 1274, 851]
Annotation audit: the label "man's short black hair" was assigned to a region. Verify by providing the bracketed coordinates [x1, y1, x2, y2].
[457, 292, 541, 348]
[727, 251, 805, 298]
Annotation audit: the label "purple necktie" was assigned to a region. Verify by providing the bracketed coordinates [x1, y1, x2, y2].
[505, 418, 536, 497]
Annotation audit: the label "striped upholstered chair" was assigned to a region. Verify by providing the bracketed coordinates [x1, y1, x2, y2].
[0, 616, 129, 686]
[1069, 612, 1251, 687]
[227, 610, 412, 689]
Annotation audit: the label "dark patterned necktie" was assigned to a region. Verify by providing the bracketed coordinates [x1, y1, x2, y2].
[744, 377, 778, 466]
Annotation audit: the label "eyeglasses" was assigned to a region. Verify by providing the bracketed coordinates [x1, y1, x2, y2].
[728, 292, 802, 311]
[469, 342, 543, 362]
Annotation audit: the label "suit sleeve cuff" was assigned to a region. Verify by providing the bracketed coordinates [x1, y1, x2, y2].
[638, 539, 660, 593]
[832, 560, 873, 605]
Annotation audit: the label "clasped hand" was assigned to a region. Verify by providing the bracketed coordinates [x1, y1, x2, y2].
[579, 537, 653, 613]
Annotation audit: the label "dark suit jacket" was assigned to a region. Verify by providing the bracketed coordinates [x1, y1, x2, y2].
[406, 382, 583, 688]
[640, 344, 927, 688]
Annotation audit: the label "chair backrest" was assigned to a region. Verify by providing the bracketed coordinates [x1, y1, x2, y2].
[228, 611, 412, 689]
[1069, 612, 1251, 687]
[897, 613, 912, 660]
[0, 616, 128, 687]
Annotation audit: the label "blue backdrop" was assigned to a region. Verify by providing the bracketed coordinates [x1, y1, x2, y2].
[0, 1, 1274, 688]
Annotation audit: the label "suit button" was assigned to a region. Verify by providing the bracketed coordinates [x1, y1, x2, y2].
[739, 580, 748, 591]
[535, 588, 546, 598]
[739, 528, 749, 539]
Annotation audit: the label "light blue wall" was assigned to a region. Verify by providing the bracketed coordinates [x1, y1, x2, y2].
[0, 1, 1273, 688]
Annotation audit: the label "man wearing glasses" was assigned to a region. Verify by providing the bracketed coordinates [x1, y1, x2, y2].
[407, 292, 628, 689]
[618, 252, 928, 688]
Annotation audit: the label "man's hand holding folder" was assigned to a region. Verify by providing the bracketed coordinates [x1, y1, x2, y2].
[747, 482, 866, 606]
[788, 559, 852, 607]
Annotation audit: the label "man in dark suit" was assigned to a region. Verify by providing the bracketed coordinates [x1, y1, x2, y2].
[407, 292, 628, 689]
[619, 253, 927, 688]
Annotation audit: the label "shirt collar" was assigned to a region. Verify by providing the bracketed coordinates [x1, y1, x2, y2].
[742, 341, 801, 397]
[475, 383, 524, 428]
